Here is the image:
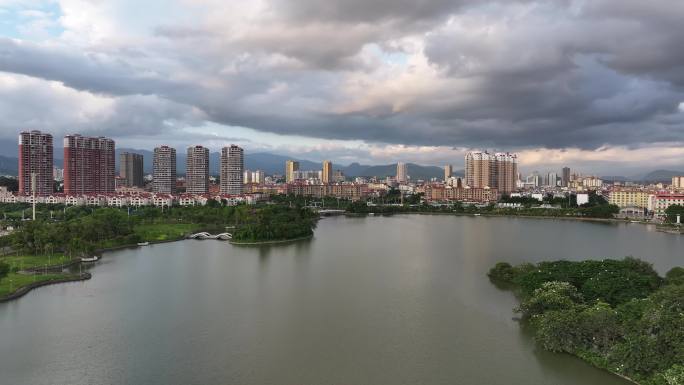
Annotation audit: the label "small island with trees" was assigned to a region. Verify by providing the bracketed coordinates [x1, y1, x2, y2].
[488, 258, 684, 385]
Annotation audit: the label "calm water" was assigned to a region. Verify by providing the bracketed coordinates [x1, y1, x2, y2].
[1, 215, 682, 385]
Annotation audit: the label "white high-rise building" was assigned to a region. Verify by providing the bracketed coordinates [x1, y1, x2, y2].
[186, 145, 209, 194]
[396, 162, 408, 183]
[220, 145, 244, 195]
[153, 146, 177, 194]
[547, 172, 558, 187]
[444, 164, 453, 181]
[252, 170, 265, 184]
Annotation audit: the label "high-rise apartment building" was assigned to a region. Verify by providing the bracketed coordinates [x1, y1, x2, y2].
[186, 145, 209, 194]
[444, 164, 453, 182]
[285, 160, 299, 183]
[220, 145, 244, 195]
[322, 160, 333, 184]
[562, 167, 571, 187]
[153, 146, 177, 194]
[63, 135, 115, 195]
[18, 130, 53, 196]
[396, 162, 408, 183]
[671, 176, 684, 189]
[465, 151, 517, 194]
[465, 152, 492, 189]
[119, 152, 144, 188]
[252, 170, 265, 184]
[547, 172, 558, 187]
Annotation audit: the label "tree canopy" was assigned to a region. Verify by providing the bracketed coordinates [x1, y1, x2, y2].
[489, 258, 684, 384]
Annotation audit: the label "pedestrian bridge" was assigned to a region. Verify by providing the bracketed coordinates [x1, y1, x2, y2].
[314, 209, 346, 216]
[188, 232, 233, 240]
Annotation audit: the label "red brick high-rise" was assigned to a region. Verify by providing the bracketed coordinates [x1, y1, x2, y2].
[63, 135, 115, 195]
[18, 130, 54, 196]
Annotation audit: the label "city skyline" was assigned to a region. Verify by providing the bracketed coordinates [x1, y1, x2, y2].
[1, 1, 684, 174]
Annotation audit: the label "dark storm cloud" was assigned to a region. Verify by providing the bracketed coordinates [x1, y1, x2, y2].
[273, 0, 463, 24]
[1, 0, 684, 153]
[0, 38, 187, 96]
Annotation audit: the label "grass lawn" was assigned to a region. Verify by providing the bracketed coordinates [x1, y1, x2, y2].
[0, 253, 73, 270]
[0, 272, 75, 298]
[134, 223, 201, 242]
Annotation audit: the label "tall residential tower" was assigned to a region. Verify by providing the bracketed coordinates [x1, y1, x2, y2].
[186, 145, 209, 194]
[18, 130, 53, 196]
[63, 135, 115, 195]
[465, 151, 517, 194]
[285, 160, 299, 183]
[444, 164, 453, 182]
[153, 146, 177, 194]
[396, 162, 408, 183]
[119, 152, 144, 188]
[220, 145, 244, 195]
[562, 167, 571, 187]
[322, 160, 333, 184]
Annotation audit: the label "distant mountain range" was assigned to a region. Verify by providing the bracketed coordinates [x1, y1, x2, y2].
[0, 149, 459, 181]
[0, 138, 679, 182]
[638, 169, 684, 183]
[0, 155, 17, 176]
[598, 170, 684, 183]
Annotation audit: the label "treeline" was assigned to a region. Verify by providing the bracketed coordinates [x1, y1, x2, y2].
[231, 205, 317, 242]
[489, 258, 684, 385]
[2, 204, 318, 255]
[5, 209, 138, 256]
[500, 191, 608, 208]
[665, 205, 684, 223]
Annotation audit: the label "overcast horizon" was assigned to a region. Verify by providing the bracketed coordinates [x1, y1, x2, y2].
[1, 0, 684, 175]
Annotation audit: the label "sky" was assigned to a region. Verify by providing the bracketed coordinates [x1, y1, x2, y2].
[1, 0, 684, 175]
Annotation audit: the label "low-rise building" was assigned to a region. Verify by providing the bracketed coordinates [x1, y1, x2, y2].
[609, 189, 652, 209]
[650, 193, 684, 217]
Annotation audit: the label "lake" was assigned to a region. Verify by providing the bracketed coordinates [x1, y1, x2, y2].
[1, 215, 682, 385]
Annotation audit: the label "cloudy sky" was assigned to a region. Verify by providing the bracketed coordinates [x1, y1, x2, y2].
[1, 0, 684, 174]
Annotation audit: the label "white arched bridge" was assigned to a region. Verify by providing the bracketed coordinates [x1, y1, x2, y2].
[188, 232, 233, 240]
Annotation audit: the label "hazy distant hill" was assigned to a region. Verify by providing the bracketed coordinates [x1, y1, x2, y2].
[347, 163, 449, 180]
[1, 142, 461, 180]
[639, 169, 684, 183]
[600, 176, 630, 183]
[0, 155, 17, 176]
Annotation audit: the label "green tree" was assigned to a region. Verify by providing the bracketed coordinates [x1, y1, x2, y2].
[0, 262, 9, 280]
[665, 205, 684, 224]
[666, 267, 684, 286]
[517, 281, 584, 319]
[663, 365, 684, 385]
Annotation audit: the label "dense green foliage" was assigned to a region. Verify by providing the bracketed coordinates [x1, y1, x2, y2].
[231, 205, 317, 242]
[0, 203, 316, 297]
[343, 190, 619, 218]
[0, 176, 18, 192]
[2, 203, 317, 257]
[500, 193, 577, 208]
[0, 262, 9, 280]
[489, 258, 684, 384]
[665, 205, 684, 224]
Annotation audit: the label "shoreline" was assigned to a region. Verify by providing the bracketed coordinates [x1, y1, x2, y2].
[353, 210, 671, 228]
[0, 273, 91, 303]
[229, 234, 313, 245]
[0, 213, 675, 302]
[0, 232, 313, 302]
[0, 236, 189, 303]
